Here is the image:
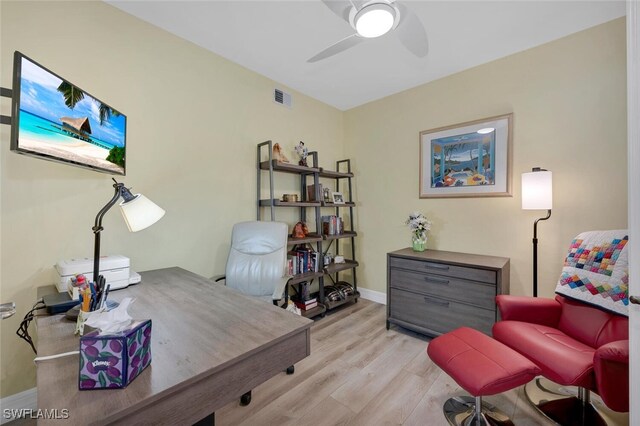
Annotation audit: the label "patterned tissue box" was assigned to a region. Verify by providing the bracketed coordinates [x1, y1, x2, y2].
[79, 320, 152, 390]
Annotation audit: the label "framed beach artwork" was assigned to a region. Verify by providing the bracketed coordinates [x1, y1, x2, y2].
[419, 114, 513, 198]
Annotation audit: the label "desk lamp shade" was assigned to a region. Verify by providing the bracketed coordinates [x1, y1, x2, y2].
[120, 194, 165, 232]
[92, 179, 165, 291]
[522, 169, 553, 210]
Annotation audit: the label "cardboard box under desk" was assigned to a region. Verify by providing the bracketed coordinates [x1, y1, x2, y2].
[79, 320, 152, 390]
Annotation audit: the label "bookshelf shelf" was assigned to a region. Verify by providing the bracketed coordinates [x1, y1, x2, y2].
[288, 233, 323, 245]
[300, 305, 326, 319]
[323, 231, 357, 240]
[260, 199, 322, 208]
[321, 201, 356, 208]
[318, 168, 354, 179]
[288, 271, 324, 286]
[324, 260, 359, 274]
[259, 160, 320, 175]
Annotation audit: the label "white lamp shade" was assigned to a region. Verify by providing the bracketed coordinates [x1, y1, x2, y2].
[119, 194, 165, 232]
[522, 170, 553, 210]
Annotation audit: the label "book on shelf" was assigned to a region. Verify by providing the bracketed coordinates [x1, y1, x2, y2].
[321, 215, 344, 236]
[294, 300, 318, 311]
[287, 246, 320, 275]
[306, 184, 323, 202]
[293, 296, 317, 305]
[289, 282, 315, 306]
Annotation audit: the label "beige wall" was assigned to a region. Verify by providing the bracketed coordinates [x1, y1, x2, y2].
[0, 1, 343, 397]
[0, 2, 627, 400]
[344, 18, 627, 297]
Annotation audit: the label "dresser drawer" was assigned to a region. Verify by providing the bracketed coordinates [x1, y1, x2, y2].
[389, 268, 495, 310]
[388, 288, 494, 335]
[389, 256, 495, 284]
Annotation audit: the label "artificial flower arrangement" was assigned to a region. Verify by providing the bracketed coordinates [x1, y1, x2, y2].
[405, 212, 432, 251]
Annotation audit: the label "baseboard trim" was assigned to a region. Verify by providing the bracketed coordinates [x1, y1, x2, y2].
[0, 388, 37, 425]
[358, 287, 387, 305]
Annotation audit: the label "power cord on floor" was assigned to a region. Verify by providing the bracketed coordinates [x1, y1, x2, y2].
[16, 298, 45, 354]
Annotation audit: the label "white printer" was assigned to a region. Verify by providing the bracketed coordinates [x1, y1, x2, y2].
[55, 255, 141, 299]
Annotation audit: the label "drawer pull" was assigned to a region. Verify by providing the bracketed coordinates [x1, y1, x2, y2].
[423, 262, 450, 271]
[423, 296, 450, 307]
[423, 276, 449, 285]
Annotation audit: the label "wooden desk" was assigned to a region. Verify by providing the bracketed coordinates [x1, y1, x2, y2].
[36, 267, 312, 425]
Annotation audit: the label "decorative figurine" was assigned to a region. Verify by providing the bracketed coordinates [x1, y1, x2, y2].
[295, 141, 308, 167]
[272, 143, 289, 163]
[323, 187, 332, 202]
[291, 221, 309, 238]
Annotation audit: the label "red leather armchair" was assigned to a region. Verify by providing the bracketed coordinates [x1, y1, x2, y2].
[492, 294, 629, 418]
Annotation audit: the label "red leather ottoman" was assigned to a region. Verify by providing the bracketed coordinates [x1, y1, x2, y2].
[427, 327, 541, 425]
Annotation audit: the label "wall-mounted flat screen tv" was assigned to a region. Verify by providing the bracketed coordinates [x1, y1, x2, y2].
[10, 51, 126, 175]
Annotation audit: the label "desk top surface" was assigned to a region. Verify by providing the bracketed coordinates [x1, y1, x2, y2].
[36, 267, 312, 423]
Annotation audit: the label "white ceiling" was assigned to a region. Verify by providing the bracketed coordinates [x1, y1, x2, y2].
[108, 1, 625, 111]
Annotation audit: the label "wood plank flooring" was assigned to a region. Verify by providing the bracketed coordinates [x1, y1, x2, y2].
[216, 299, 554, 426]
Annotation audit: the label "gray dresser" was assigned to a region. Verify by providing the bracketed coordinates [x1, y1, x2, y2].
[387, 248, 510, 337]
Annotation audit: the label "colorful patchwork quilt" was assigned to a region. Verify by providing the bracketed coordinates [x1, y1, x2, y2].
[555, 230, 629, 317]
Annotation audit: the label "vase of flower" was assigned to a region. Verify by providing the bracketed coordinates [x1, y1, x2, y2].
[406, 212, 432, 252]
[412, 233, 427, 252]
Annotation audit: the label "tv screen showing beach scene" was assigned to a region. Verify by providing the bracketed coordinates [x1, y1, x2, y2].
[10, 52, 126, 175]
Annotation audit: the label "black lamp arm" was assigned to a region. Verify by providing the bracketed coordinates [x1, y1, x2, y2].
[93, 179, 125, 234]
[533, 209, 552, 241]
[92, 178, 132, 286]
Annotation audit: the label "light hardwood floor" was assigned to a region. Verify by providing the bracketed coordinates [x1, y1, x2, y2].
[216, 299, 554, 426]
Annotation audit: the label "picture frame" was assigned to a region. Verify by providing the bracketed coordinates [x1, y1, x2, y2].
[419, 113, 513, 198]
[331, 192, 345, 204]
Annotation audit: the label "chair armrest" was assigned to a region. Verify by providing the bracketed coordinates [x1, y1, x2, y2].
[271, 275, 291, 301]
[211, 275, 225, 283]
[495, 295, 562, 327]
[594, 340, 629, 412]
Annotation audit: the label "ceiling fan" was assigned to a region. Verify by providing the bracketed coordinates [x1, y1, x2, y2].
[308, 0, 429, 63]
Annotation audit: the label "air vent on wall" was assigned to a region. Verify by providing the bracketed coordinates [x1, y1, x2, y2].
[274, 88, 292, 108]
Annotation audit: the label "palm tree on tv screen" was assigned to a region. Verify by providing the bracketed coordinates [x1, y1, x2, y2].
[57, 81, 121, 125]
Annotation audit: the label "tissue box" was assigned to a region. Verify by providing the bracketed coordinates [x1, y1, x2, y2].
[79, 320, 152, 390]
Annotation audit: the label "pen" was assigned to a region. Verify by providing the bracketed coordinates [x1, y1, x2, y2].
[101, 284, 111, 309]
[81, 288, 90, 312]
[89, 282, 97, 311]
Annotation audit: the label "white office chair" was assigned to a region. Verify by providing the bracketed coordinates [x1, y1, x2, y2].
[214, 221, 294, 405]
[216, 221, 289, 303]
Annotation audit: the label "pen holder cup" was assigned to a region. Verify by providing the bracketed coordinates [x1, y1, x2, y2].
[79, 319, 152, 390]
[75, 308, 105, 336]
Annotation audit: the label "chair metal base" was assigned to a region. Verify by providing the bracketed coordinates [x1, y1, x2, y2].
[524, 377, 629, 426]
[443, 396, 513, 426]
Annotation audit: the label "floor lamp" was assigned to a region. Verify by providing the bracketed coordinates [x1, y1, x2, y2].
[522, 168, 553, 297]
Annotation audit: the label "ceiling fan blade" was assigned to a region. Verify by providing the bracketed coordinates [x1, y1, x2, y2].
[396, 2, 429, 58]
[307, 34, 364, 63]
[350, 0, 368, 10]
[321, 0, 352, 23]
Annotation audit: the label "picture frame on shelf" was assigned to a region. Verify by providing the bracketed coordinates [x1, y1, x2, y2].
[419, 113, 513, 198]
[332, 192, 345, 204]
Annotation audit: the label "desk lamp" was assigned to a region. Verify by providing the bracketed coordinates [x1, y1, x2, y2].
[522, 168, 553, 297]
[92, 178, 165, 288]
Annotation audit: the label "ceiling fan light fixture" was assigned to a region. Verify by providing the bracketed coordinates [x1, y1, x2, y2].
[354, 3, 396, 38]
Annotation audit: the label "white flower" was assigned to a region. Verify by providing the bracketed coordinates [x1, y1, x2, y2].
[405, 212, 432, 237]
